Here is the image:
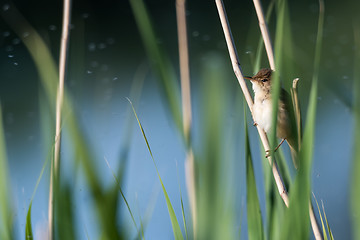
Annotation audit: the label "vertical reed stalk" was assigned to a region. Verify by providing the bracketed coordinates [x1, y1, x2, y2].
[252, 0, 275, 70]
[176, 0, 197, 235]
[291, 78, 302, 149]
[48, 0, 72, 239]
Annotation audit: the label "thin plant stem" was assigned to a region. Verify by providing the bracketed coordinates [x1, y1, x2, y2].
[252, 0, 275, 70]
[48, 0, 72, 239]
[176, 0, 192, 141]
[176, 0, 197, 235]
[291, 78, 302, 149]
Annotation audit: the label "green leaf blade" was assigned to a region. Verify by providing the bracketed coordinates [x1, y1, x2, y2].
[25, 203, 33, 240]
[245, 111, 264, 240]
[129, 0, 182, 131]
[351, 16, 360, 240]
[129, 100, 184, 240]
[0, 106, 13, 240]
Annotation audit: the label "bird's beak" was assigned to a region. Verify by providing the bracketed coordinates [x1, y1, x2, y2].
[244, 76, 253, 81]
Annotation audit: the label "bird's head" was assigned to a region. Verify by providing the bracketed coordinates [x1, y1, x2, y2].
[244, 68, 273, 94]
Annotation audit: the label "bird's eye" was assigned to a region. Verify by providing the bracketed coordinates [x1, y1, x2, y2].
[262, 79, 268, 82]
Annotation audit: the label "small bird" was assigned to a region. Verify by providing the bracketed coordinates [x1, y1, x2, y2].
[244, 68, 299, 168]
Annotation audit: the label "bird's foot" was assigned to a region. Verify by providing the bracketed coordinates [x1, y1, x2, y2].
[253, 122, 258, 127]
[265, 149, 271, 158]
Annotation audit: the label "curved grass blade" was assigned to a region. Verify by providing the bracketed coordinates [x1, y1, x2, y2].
[0, 106, 13, 240]
[56, 184, 76, 240]
[112, 64, 147, 240]
[25, 203, 33, 240]
[137, 207, 145, 240]
[129, 0, 182, 132]
[244, 109, 264, 240]
[24, 151, 51, 240]
[177, 162, 188, 240]
[268, 193, 285, 240]
[313, 194, 328, 240]
[104, 157, 143, 240]
[281, 67, 318, 240]
[25, 112, 53, 240]
[141, 186, 159, 239]
[351, 18, 360, 240]
[116, 62, 147, 181]
[128, 99, 184, 240]
[180, 191, 188, 240]
[281, 0, 324, 239]
[1, 3, 58, 107]
[83, 224, 91, 240]
[267, 0, 285, 159]
[3, 5, 125, 238]
[195, 55, 236, 240]
[321, 201, 334, 240]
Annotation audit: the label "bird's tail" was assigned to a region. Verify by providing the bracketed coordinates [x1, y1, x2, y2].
[286, 134, 299, 169]
[288, 142, 299, 169]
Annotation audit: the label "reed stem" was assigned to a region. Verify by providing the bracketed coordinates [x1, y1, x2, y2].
[48, 0, 72, 239]
[176, 0, 197, 235]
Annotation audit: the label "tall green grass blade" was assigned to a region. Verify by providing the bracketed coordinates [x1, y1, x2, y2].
[1, 3, 58, 107]
[321, 201, 334, 240]
[84, 226, 90, 240]
[313, 194, 328, 240]
[280, 66, 316, 240]
[116, 62, 147, 178]
[56, 184, 76, 240]
[245, 110, 264, 240]
[351, 18, 360, 240]
[277, 1, 296, 90]
[129, 0, 182, 131]
[137, 206, 145, 240]
[0, 106, 12, 240]
[3, 5, 127, 239]
[180, 192, 188, 240]
[25, 203, 33, 240]
[312, 0, 325, 82]
[104, 157, 142, 239]
[177, 163, 188, 240]
[196, 55, 235, 240]
[24, 77, 57, 240]
[281, 0, 324, 239]
[140, 187, 159, 240]
[267, 0, 299, 170]
[25, 100, 54, 240]
[268, 0, 286, 154]
[104, 65, 146, 239]
[238, 204, 244, 239]
[268, 194, 285, 240]
[128, 99, 184, 240]
[137, 219, 145, 240]
[263, 153, 289, 240]
[24, 149, 51, 240]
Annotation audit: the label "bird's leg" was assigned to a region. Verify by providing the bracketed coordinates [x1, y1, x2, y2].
[265, 139, 286, 158]
[274, 138, 286, 152]
[253, 122, 258, 126]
